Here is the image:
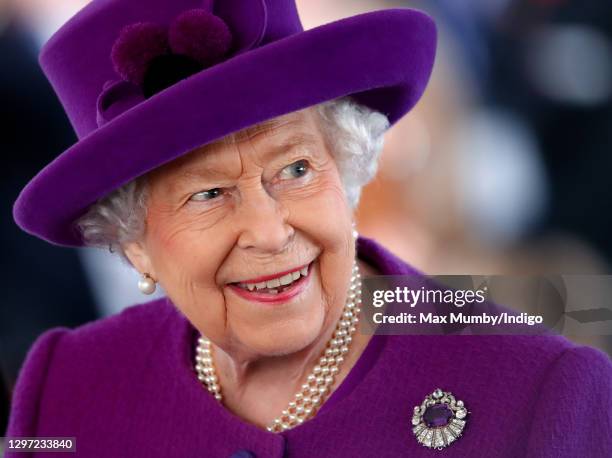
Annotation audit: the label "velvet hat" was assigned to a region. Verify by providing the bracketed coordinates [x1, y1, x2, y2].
[13, 0, 437, 247]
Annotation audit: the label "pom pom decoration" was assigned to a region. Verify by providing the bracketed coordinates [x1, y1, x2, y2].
[169, 9, 232, 66]
[111, 22, 169, 85]
[109, 10, 233, 99]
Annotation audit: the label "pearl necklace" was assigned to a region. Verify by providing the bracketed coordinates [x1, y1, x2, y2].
[194, 259, 362, 432]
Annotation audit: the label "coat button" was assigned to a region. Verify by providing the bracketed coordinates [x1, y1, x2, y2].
[230, 450, 255, 458]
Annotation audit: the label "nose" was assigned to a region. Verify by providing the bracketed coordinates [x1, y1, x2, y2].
[235, 184, 294, 253]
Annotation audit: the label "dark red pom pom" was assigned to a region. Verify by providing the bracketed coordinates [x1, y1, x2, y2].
[111, 22, 169, 85]
[169, 9, 232, 66]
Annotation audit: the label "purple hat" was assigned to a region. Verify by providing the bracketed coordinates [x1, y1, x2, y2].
[13, 0, 437, 247]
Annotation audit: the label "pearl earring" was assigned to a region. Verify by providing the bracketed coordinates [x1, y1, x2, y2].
[352, 222, 359, 240]
[138, 273, 157, 295]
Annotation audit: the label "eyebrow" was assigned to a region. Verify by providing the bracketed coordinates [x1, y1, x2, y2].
[177, 132, 320, 182]
[265, 132, 320, 157]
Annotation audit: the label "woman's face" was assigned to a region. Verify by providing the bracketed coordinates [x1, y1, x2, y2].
[125, 107, 356, 359]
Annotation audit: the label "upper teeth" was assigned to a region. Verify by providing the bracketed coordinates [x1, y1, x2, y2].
[240, 265, 309, 291]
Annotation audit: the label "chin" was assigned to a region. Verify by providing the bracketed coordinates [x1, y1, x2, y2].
[241, 313, 327, 358]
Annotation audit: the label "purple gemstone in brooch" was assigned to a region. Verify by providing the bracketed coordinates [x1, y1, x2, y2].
[423, 403, 453, 427]
[412, 388, 469, 450]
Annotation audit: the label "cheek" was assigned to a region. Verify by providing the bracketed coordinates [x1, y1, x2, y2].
[286, 173, 353, 255]
[148, 206, 227, 278]
[284, 173, 355, 313]
[145, 212, 235, 337]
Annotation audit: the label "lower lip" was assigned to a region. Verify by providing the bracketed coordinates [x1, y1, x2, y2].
[227, 264, 312, 304]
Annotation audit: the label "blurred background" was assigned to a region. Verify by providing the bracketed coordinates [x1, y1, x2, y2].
[1, 0, 612, 436]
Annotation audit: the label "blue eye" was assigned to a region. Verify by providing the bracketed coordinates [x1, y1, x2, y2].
[280, 160, 309, 180]
[190, 188, 222, 201]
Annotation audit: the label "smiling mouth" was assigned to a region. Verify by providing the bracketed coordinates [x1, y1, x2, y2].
[230, 262, 311, 295]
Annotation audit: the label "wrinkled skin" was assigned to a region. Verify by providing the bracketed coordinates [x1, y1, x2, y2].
[124, 107, 375, 427]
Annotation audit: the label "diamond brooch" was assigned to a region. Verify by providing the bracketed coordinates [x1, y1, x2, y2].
[412, 388, 469, 450]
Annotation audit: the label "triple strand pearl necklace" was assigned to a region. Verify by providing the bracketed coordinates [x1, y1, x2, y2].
[194, 259, 363, 432]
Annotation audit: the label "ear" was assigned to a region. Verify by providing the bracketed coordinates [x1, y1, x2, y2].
[123, 240, 157, 279]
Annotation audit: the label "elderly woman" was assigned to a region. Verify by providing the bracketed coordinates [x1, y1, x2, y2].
[5, 0, 612, 457]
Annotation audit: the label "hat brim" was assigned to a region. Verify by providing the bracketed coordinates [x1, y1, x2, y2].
[14, 8, 436, 247]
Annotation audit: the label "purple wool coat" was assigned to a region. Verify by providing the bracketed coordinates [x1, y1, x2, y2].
[5, 237, 612, 457]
